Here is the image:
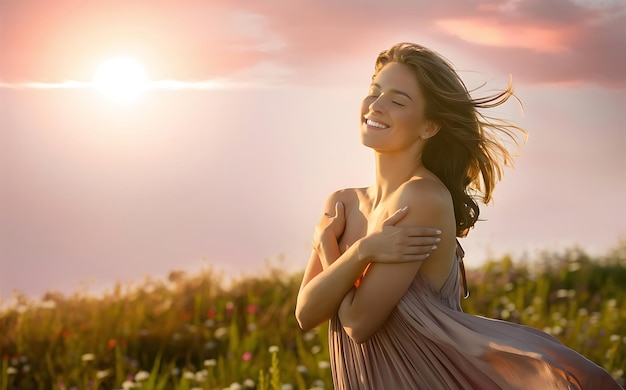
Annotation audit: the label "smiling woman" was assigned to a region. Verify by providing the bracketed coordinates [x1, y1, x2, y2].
[92, 57, 148, 102]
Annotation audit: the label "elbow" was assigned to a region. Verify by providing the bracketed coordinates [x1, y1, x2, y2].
[294, 301, 319, 331]
[343, 324, 372, 344]
[339, 310, 374, 344]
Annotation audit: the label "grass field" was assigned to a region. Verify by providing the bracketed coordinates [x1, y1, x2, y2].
[1, 244, 625, 389]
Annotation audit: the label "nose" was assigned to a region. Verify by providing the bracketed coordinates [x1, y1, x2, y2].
[369, 95, 384, 113]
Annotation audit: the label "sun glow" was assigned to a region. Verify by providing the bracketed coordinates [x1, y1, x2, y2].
[93, 58, 148, 102]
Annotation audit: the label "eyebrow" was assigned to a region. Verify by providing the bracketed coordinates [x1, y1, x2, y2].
[371, 83, 413, 101]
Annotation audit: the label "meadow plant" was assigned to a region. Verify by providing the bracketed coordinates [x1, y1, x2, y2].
[1, 243, 625, 389]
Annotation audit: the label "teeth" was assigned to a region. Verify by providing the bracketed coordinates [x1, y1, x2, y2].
[366, 119, 388, 129]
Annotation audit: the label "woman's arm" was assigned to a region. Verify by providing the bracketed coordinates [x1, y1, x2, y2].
[295, 190, 442, 330]
[337, 180, 456, 343]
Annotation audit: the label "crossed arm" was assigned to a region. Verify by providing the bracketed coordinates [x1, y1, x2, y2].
[295, 182, 450, 343]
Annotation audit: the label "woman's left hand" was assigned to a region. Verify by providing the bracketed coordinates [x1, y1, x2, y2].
[313, 201, 345, 251]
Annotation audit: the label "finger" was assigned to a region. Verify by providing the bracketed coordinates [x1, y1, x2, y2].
[404, 244, 438, 255]
[388, 253, 430, 263]
[382, 206, 409, 226]
[334, 201, 344, 219]
[404, 236, 441, 246]
[403, 226, 442, 237]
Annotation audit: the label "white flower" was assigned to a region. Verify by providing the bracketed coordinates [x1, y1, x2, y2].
[195, 369, 208, 382]
[243, 378, 255, 388]
[281, 384, 294, 390]
[6, 367, 17, 375]
[318, 361, 330, 369]
[214, 327, 229, 339]
[204, 359, 217, 367]
[96, 369, 111, 379]
[311, 345, 322, 355]
[81, 353, 95, 362]
[268, 345, 279, 353]
[228, 383, 243, 390]
[122, 381, 137, 390]
[134, 370, 150, 381]
[183, 371, 195, 380]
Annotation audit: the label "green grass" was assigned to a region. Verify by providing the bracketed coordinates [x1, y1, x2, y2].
[1, 243, 625, 389]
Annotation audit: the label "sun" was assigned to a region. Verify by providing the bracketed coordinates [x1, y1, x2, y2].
[92, 57, 147, 102]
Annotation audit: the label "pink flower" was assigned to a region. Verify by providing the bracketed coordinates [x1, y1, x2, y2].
[242, 351, 253, 361]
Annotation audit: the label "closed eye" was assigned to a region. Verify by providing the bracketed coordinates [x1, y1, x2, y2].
[392, 101, 405, 106]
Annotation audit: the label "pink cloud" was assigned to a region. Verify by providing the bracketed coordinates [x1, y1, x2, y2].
[1, 0, 624, 87]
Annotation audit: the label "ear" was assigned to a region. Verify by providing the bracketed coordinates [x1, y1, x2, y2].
[420, 121, 441, 140]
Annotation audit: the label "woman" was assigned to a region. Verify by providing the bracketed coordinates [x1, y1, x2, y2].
[295, 43, 621, 389]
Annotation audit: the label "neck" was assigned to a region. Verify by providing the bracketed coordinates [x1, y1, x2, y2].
[371, 145, 424, 208]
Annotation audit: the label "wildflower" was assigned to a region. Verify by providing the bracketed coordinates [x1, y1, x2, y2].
[281, 384, 294, 390]
[214, 327, 228, 339]
[243, 379, 255, 388]
[228, 383, 243, 390]
[225, 301, 235, 315]
[304, 331, 316, 341]
[318, 361, 330, 369]
[268, 345, 279, 354]
[242, 351, 253, 361]
[171, 367, 181, 376]
[204, 359, 217, 367]
[6, 367, 17, 375]
[312, 379, 325, 388]
[195, 369, 208, 382]
[311, 345, 322, 355]
[610, 334, 621, 343]
[247, 304, 257, 315]
[296, 365, 307, 373]
[81, 353, 96, 362]
[183, 371, 195, 380]
[96, 369, 111, 379]
[247, 323, 257, 332]
[134, 370, 150, 381]
[121, 380, 136, 390]
[107, 338, 117, 350]
[207, 307, 217, 319]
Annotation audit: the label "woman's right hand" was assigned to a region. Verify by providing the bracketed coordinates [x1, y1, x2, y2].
[358, 206, 441, 263]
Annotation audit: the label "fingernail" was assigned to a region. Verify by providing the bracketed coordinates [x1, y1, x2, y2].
[435, 238, 441, 243]
[436, 229, 442, 235]
[337, 201, 343, 207]
[401, 206, 408, 212]
[431, 245, 438, 251]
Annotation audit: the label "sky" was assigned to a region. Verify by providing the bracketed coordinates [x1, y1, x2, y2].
[1, 0, 625, 300]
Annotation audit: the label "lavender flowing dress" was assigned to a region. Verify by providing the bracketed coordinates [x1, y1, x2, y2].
[329, 247, 622, 389]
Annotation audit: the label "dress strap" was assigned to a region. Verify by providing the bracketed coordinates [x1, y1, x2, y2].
[456, 239, 470, 299]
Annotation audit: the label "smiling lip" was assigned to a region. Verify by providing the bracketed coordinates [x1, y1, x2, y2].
[364, 118, 390, 129]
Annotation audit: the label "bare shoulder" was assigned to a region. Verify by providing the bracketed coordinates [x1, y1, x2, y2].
[396, 177, 452, 212]
[322, 187, 367, 211]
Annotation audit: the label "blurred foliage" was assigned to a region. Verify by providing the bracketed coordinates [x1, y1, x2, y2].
[1, 243, 625, 389]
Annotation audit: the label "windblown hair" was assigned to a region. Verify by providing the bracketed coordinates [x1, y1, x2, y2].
[374, 42, 526, 237]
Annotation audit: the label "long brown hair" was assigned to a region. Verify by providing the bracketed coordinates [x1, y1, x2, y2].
[374, 42, 526, 237]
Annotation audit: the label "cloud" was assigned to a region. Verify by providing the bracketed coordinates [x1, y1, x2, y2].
[1, 0, 624, 87]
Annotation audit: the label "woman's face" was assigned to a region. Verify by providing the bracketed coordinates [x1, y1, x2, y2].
[360, 62, 435, 152]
